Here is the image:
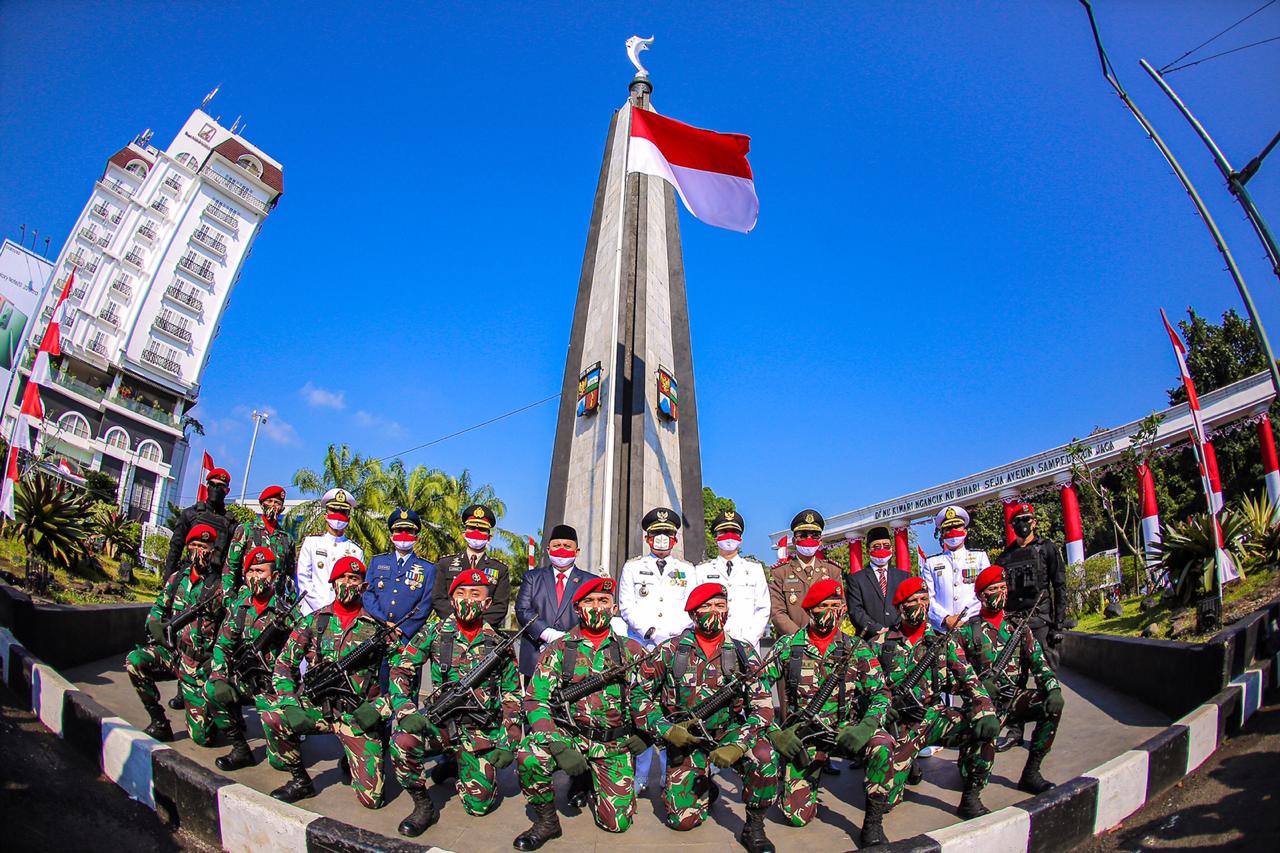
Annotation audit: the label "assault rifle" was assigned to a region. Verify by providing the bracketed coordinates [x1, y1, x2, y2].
[230, 594, 303, 695]
[978, 591, 1047, 712]
[788, 646, 854, 764]
[148, 580, 224, 650]
[549, 644, 660, 737]
[300, 614, 411, 715]
[665, 643, 784, 744]
[890, 625, 959, 725]
[416, 621, 532, 728]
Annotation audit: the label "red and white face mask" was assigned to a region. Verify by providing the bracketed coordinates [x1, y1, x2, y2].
[942, 528, 967, 551]
[795, 537, 822, 558]
[326, 512, 350, 532]
[464, 530, 490, 551]
[548, 547, 576, 569]
[868, 547, 893, 568]
[716, 533, 742, 554]
[391, 532, 416, 553]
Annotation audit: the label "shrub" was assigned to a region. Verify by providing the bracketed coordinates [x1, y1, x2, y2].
[13, 473, 89, 569]
[1153, 511, 1250, 605]
[1066, 554, 1122, 618]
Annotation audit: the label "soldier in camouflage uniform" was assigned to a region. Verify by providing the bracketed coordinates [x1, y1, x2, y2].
[649, 583, 778, 853]
[223, 484, 296, 600]
[203, 546, 299, 772]
[958, 565, 1064, 795]
[760, 579, 895, 841]
[513, 577, 655, 850]
[879, 577, 1000, 832]
[259, 556, 393, 808]
[387, 568, 521, 837]
[126, 523, 226, 743]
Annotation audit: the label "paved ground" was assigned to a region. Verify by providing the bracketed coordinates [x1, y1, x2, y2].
[1080, 699, 1280, 853]
[0, 682, 212, 853]
[65, 655, 1169, 852]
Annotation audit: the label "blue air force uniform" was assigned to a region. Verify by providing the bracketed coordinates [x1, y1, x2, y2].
[363, 508, 436, 638]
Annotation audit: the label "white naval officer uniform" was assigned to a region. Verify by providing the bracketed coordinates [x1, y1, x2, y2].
[921, 546, 988, 631]
[696, 554, 771, 649]
[295, 532, 365, 616]
[618, 552, 698, 645]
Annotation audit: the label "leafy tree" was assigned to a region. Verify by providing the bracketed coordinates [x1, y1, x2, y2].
[83, 469, 119, 504]
[291, 444, 385, 552]
[702, 485, 737, 560]
[225, 503, 258, 528]
[89, 502, 142, 560]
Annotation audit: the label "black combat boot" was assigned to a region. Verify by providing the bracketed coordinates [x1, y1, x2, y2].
[215, 731, 256, 771]
[859, 795, 889, 847]
[1018, 751, 1054, 794]
[513, 801, 562, 850]
[271, 765, 316, 803]
[956, 776, 990, 819]
[143, 705, 173, 742]
[906, 759, 924, 786]
[168, 694, 185, 711]
[431, 755, 458, 784]
[397, 787, 439, 837]
[996, 723, 1024, 753]
[567, 771, 592, 808]
[338, 754, 351, 785]
[737, 807, 776, 853]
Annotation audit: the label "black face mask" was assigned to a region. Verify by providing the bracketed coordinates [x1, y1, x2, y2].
[1011, 517, 1033, 538]
[206, 483, 229, 505]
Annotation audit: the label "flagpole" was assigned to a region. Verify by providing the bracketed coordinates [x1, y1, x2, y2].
[599, 94, 635, 576]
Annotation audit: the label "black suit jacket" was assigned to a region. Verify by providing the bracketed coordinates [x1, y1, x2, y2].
[514, 564, 594, 677]
[848, 565, 912, 638]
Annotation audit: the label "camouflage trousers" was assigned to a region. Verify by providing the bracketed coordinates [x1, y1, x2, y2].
[125, 644, 215, 746]
[779, 732, 896, 827]
[886, 706, 995, 807]
[663, 737, 779, 831]
[391, 717, 504, 817]
[517, 730, 636, 833]
[1003, 688, 1061, 756]
[258, 700, 385, 809]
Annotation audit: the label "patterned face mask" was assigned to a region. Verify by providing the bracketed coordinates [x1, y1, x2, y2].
[900, 600, 928, 626]
[248, 576, 272, 596]
[579, 605, 612, 631]
[694, 609, 726, 635]
[981, 589, 1007, 613]
[335, 582, 363, 605]
[811, 607, 842, 634]
[455, 597, 484, 622]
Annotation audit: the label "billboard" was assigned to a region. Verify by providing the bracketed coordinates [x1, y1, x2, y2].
[0, 239, 54, 398]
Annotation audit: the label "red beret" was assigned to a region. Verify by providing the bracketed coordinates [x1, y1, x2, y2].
[259, 485, 285, 502]
[186, 523, 217, 544]
[892, 576, 926, 608]
[449, 568, 490, 596]
[685, 582, 727, 613]
[1010, 502, 1034, 516]
[328, 556, 366, 582]
[243, 546, 276, 571]
[975, 564, 1004, 593]
[573, 576, 616, 604]
[207, 468, 231, 483]
[801, 578, 843, 610]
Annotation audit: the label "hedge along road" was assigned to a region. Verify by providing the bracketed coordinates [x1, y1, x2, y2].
[0, 681, 212, 853]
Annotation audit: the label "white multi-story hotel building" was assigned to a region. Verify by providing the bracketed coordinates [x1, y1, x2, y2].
[5, 108, 283, 522]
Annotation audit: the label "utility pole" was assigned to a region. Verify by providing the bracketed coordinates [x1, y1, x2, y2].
[239, 409, 268, 503]
[1140, 60, 1280, 284]
[1079, 0, 1280, 397]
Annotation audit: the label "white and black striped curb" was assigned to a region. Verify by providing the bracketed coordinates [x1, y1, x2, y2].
[0, 627, 453, 853]
[880, 655, 1274, 853]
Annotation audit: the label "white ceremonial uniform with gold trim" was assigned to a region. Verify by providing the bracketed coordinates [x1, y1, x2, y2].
[295, 532, 365, 616]
[696, 554, 770, 649]
[921, 546, 988, 630]
[618, 553, 696, 646]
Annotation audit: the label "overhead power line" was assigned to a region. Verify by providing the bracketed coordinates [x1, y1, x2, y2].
[1159, 0, 1276, 72]
[1162, 34, 1280, 73]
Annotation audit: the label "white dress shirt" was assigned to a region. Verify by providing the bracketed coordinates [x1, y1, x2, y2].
[921, 546, 988, 630]
[696, 553, 770, 648]
[295, 532, 365, 616]
[618, 552, 696, 646]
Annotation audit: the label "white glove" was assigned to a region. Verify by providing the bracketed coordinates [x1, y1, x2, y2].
[540, 628, 566, 644]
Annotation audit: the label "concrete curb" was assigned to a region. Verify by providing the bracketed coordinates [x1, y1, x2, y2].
[0, 624, 1272, 853]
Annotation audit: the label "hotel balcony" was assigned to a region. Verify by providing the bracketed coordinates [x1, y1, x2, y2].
[152, 316, 193, 344]
[110, 278, 132, 300]
[191, 229, 227, 257]
[202, 202, 239, 232]
[163, 285, 203, 313]
[141, 348, 182, 376]
[176, 256, 215, 284]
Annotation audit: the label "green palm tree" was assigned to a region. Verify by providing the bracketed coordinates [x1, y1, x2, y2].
[291, 444, 385, 554]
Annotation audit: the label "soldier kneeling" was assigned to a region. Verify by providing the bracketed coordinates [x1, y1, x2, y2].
[126, 524, 225, 742]
[203, 547, 298, 771]
[761, 579, 896, 844]
[390, 568, 522, 836]
[513, 577, 654, 849]
[650, 583, 778, 853]
[958, 565, 1064, 795]
[879, 578, 1000, 833]
[259, 557, 391, 808]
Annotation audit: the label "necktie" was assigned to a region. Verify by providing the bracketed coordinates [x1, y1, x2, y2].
[726, 560, 734, 577]
[398, 556, 407, 568]
[470, 555, 478, 571]
[657, 558, 666, 573]
[555, 572, 566, 605]
[879, 570, 888, 597]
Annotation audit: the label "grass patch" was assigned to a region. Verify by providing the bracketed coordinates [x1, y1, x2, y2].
[0, 534, 161, 605]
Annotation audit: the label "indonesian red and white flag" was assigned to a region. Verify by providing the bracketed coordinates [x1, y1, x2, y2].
[196, 451, 216, 502]
[0, 446, 19, 518]
[1161, 309, 1208, 446]
[11, 382, 44, 453]
[775, 534, 789, 562]
[627, 108, 758, 233]
[917, 544, 929, 567]
[527, 535, 536, 571]
[30, 269, 75, 388]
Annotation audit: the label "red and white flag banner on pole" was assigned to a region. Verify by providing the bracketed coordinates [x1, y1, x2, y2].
[12, 382, 44, 453]
[1160, 309, 1239, 584]
[775, 534, 789, 563]
[30, 269, 75, 388]
[627, 108, 758, 233]
[196, 451, 216, 503]
[527, 535, 536, 571]
[0, 447, 20, 518]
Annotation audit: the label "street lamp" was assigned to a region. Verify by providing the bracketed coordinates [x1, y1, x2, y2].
[239, 409, 268, 503]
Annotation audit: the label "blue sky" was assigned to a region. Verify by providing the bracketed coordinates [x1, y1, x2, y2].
[2, 2, 1279, 555]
